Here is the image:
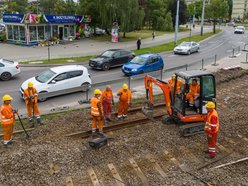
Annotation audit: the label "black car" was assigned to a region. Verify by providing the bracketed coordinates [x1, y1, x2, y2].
[89, 49, 135, 70]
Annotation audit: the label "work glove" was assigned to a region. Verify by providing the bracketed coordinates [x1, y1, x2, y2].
[12, 109, 18, 114]
[208, 134, 212, 138]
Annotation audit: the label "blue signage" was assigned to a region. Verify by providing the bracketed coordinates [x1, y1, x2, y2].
[3, 14, 25, 23]
[44, 15, 84, 23]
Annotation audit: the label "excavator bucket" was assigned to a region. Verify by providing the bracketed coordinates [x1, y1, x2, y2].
[142, 100, 154, 120]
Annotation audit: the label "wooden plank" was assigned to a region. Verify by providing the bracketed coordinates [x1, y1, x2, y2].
[129, 158, 149, 186]
[179, 146, 200, 163]
[66, 176, 74, 186]
[146, 154, 166, 178]
[107, 164, 125, 186]
[170, 157, 180, 166]
[0, 128, 35, 137]
[216, 143, 228, 152]
[87, 167, 101, 186]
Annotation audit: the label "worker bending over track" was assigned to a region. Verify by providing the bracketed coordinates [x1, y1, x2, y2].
[91, 89, 105, 138]
[0, 95, 16, 146]
[117, 84, 132, 119]
[204, 102, 219, 158]
[24, 82, 42, 127]
[101, 85, 114, 122]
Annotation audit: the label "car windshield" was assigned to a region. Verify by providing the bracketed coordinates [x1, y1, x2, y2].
[35, 69, 56, 83]
[130, 56, 147, 65]
[2, 59, 14, 64]
[101, 51, 115, 57]
[237, 26, 244, 29]
[180, 42, 191, 47]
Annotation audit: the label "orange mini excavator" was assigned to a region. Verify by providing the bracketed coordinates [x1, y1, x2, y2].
[142, 70, 216, 136]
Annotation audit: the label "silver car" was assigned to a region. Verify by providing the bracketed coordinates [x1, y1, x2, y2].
[0, 59, 21, 80]
[174, 41, 200, 55]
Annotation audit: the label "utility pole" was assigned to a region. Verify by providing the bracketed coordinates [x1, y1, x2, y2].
[200, 0, 206, 36]
[193, 1, 195, 27]
[174, 0, 180, 46]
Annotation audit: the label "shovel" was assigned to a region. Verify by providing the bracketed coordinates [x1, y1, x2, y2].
[16, 112, 30, 139]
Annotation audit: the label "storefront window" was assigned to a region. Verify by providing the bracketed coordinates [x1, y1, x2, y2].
[45, 25, 51, 40]
[70, 25, 75, 37]
[13, 25, 19, 40]
[19, 26, 26, 41]
[7, 25, 13, 40]
[52, 25, 58, 40]
[38, 26, 45, 40]
[29, 26, 37, 41]
[64, 25, 69, 39]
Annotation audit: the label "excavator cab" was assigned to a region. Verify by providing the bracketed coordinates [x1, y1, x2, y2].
[143, 70, 216, 136]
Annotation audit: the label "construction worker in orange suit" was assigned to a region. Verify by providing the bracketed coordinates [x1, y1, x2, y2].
[168, 74, 183, 95]
[186, 78, 200, 106]
[0, 95, 16, 146]
[91, 89, 105, 138]
[101, 85, 114, 122]
[24, 82, 41, 127]
[117, 84, 132, 119]
[204, 102, 219, 158]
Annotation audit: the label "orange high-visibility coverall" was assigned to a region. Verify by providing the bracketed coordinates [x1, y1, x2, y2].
[91, 97, 103, 132]
[117, 88, 132, 116]
[186, 83, 200, 104]
[0, 104, 15, 144]
[24, 88, 40, 120]
[101, 89, 114, 119]
[168, 79, 183, 94]
[204, 109, 219, 157]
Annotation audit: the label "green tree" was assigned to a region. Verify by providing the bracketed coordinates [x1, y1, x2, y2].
[169, 0, 188, 27]
[205, 0, 228, 33]
[4, 0, 28, 14]
[227, 0, 232, 20]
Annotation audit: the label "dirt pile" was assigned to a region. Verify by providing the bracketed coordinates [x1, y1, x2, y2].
[0, 68, 247, 186]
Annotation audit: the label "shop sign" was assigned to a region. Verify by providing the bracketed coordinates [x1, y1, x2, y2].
[44, 15, 84, 23]
[3, 14, 25, 23]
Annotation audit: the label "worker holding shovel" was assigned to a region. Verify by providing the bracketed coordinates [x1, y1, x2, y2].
[24, 82, 42, 127]
[0, 95, 16, 146]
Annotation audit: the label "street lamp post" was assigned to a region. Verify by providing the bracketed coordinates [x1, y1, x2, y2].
[200, 0, 206, 36]
[174, 0, 180, 46]
[47, 23, 51, 63]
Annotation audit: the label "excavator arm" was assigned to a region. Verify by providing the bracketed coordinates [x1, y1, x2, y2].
[143, 75, 173, 119]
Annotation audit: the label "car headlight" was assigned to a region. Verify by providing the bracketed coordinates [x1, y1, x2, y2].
[131, 69, 137, 72]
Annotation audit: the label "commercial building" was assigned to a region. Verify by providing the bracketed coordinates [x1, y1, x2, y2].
[3, 13, 91, 46]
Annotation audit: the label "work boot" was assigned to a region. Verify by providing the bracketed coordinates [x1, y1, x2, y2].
[36, 118, 42, 126]
[92, 132, 97, 139]
[29, 119, 35, 128]
[117, 115, 123, 120]
[99, 132, 105, 138]
[122, 115, 127, 119]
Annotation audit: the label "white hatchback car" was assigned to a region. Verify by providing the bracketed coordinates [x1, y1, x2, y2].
[0, 59, 21, 80]
[20, 65, 91, 101]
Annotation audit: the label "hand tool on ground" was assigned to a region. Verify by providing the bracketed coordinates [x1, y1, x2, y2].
[16, 112, 30, 139]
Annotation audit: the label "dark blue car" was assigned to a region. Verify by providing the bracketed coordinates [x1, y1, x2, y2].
[122, 53, 164, 76]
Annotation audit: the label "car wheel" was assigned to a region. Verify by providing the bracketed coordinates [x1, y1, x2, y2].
[81, 82, 91, 92]
[102, 63, 110, 71]
[38, 91, 48, 102]
[196, 48, 199, 52]
[187, 50, 191, 55]
[1, 72, 12, 81]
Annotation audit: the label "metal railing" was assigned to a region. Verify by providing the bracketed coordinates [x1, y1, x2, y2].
[38, 53, 222, 102]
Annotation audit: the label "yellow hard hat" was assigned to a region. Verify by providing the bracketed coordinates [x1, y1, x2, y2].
[123, 84, 128, 89]
[206, 102, 215, 109]
[28, 82, 34, 88]
[2, 95, 13, 101]
[94, 89, 102, 95]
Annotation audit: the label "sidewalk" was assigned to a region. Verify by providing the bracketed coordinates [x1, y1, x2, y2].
[0, 26, 213, 61]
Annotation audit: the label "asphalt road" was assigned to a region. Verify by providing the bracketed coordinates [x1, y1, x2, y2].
[0, 27, 246, 115]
